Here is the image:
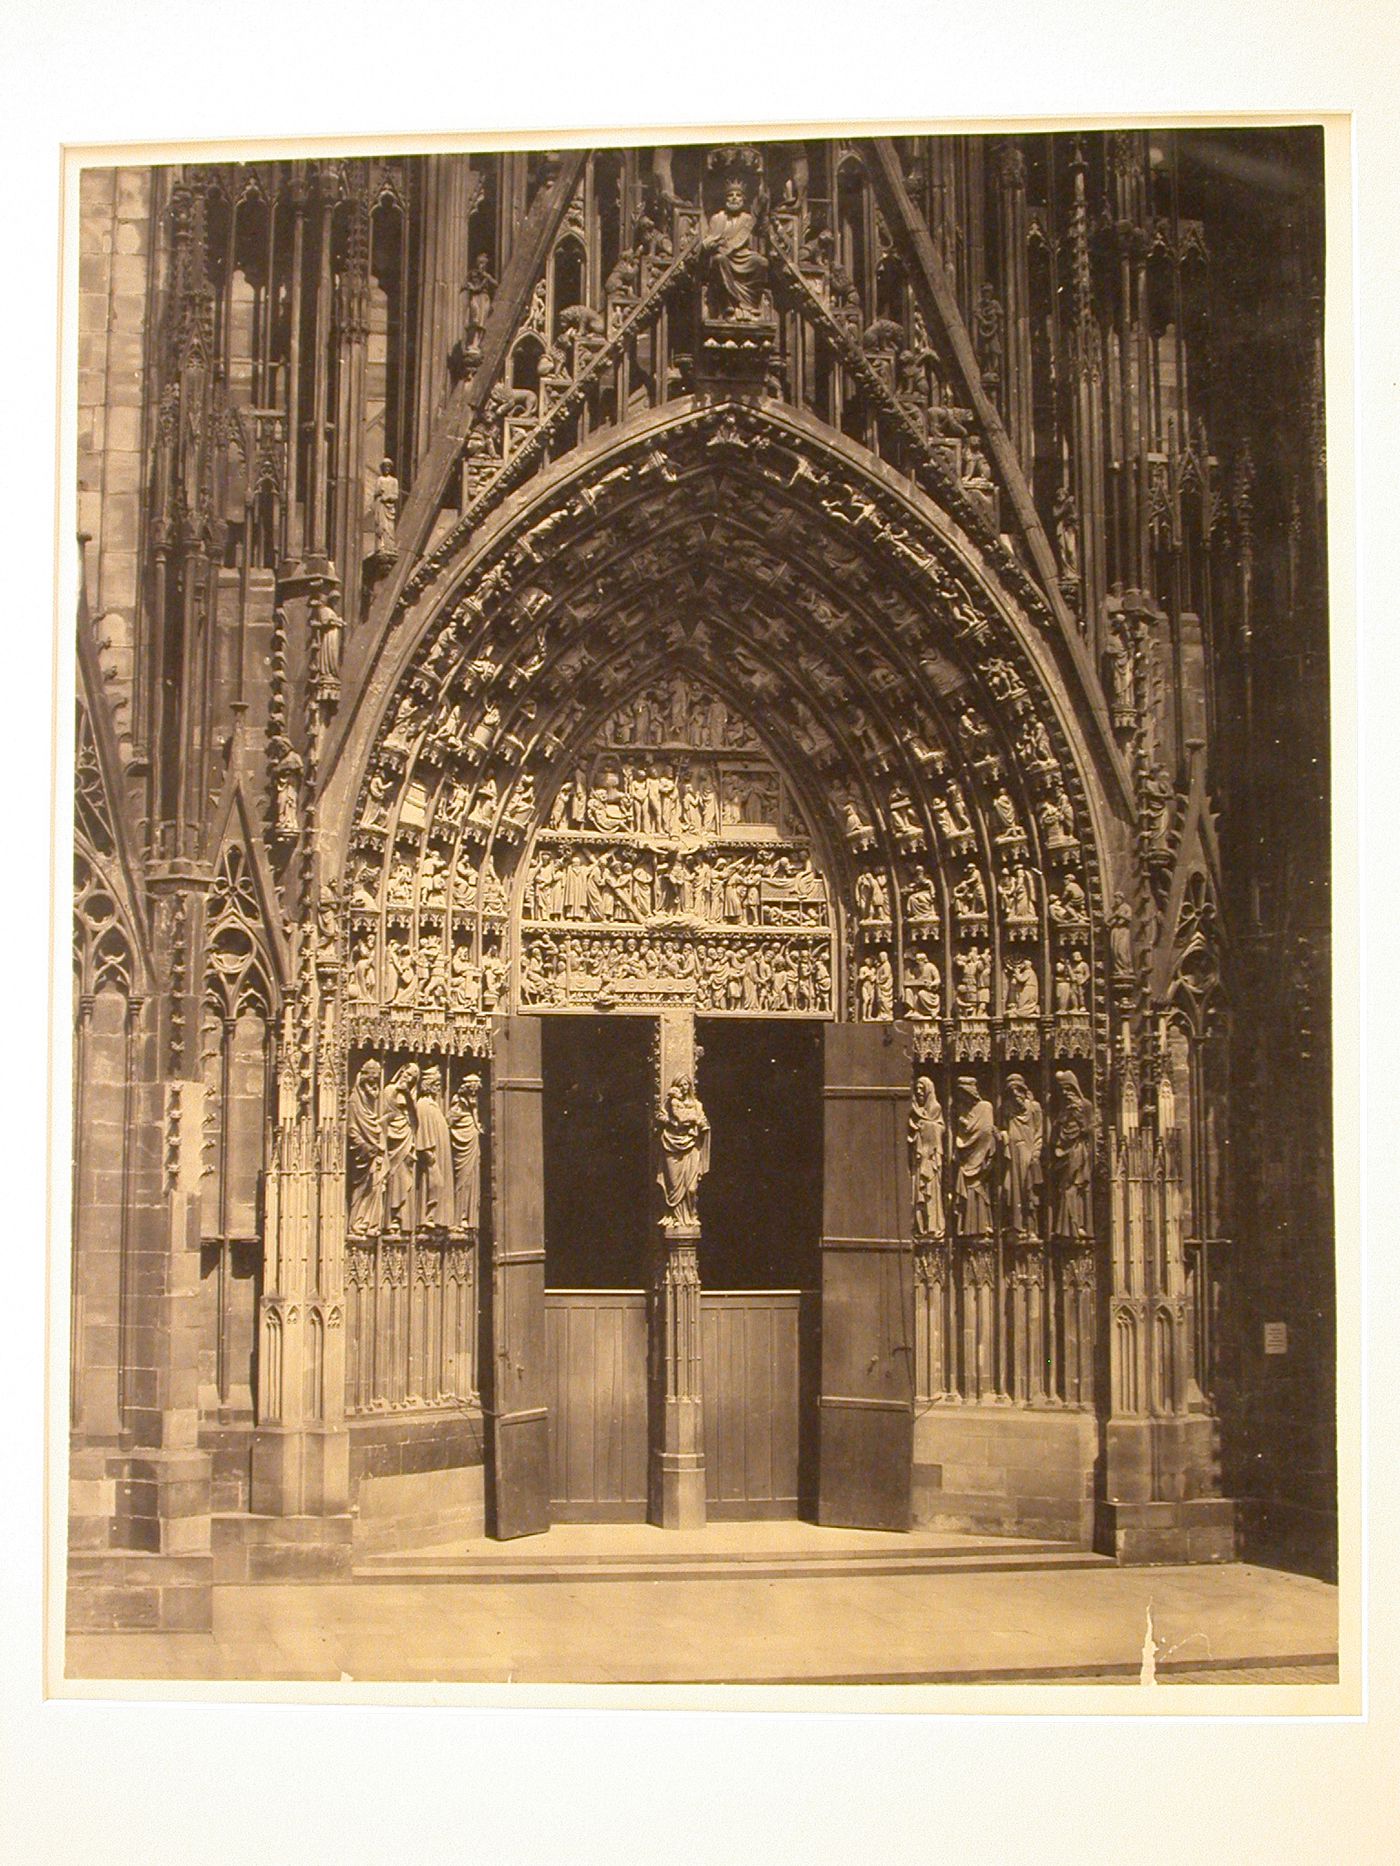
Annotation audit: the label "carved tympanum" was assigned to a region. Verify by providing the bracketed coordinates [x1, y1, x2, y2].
[519, 675, 837, 1015]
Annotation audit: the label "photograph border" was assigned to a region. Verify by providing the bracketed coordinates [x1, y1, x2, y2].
[45, 109, 1360, 1718]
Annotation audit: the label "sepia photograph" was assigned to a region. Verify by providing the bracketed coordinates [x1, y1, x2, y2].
[54, 117, 1351, 1704]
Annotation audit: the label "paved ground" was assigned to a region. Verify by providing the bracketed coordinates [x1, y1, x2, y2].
[65, 1524, 1340, 1687]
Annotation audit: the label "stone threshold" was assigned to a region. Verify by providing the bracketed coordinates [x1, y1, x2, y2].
[351, 1520, 1109, 1584]
[351, 1550, 1112, 1585]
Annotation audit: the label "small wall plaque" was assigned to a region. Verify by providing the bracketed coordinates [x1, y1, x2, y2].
[1263, 1321, 1289, 1355]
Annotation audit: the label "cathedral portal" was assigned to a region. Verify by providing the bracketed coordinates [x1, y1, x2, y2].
[69, 132, 1330, 1638]
[326, 402, 1127, 1540]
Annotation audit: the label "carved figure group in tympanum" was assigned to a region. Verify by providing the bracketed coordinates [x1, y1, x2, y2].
[521, 927, 832, 1015]
[343, 587, 1102, 1035]
[518, 677, 837, 1014]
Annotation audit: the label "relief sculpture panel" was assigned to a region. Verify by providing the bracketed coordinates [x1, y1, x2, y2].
[518, 675, 838, 1014]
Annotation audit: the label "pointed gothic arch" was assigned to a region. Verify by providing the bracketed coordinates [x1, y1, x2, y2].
[327, 401, 1121, 1092]
[325, 398, 1130, 825]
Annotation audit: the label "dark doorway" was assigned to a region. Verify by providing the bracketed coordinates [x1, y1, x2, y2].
[695, 1019, 823, 1518]
[542, 1015, 652, 1288]
[696, 1020, 823, 1290]
[541, 1015, 653, 1520]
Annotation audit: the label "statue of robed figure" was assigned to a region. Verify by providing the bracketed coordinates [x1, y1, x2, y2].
[656, 1075, 710, 1230]
[1000, 1073, 1044, 1238]
[383, 1063, 419, 1233]
[701, 179, 770, 320]
[347, 1059, 386, 1235]
[953, 1076, 997, 1237]
[448, 1076, 483, 1230]
[1048, 1070, 1095, 1239]
[371, 458, 399, 558]
[414, 1065, 455, 1229]
[909, 1076, 946, 1239]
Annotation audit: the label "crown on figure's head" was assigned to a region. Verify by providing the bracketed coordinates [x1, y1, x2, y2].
[705, 145, 764, 208]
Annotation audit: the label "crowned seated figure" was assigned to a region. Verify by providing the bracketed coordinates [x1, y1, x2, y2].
[702, 179, 770, 321]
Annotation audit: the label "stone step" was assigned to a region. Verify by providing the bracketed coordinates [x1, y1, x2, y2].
[353, 1543, 1111, 1585]
[360, 1534, 1072, 1569]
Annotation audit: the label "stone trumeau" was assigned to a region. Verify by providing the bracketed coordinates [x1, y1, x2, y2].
[68, 129, 1333, 1632]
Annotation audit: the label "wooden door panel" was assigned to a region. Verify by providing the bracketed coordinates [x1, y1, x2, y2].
[818, 1025, 914, 1531]
[701, 1292, 801, 1518]
[486, 1015, 549, 1539]
[545, 1291, 648, 1520]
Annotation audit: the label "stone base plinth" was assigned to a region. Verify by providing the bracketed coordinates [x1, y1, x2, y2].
[203, 1423, 255, 1513]
[912, 1408, 1098, 1545]
[118, 1447, 213, 1554]
[67, 1549, 214, 1633]
[1103, 1414, 1220, 1505]
[68, 1445, 120, 1552]
[250, 1423, 349, 1518]
[67, 1439, 216, 1629]
[353, 1463, 485, 1554]
[1095, 1497, 1237, 1565]
[648, 1450, 707, 1531]
[211, 1511, 354, 1583]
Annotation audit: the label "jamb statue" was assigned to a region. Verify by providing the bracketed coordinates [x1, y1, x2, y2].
[953, 1076, 997, 1236]
[414, 1065, 455, 1230]
[1000, 1072, 1044, 1238]
[448, 1075, 483, 1230]
[383, 1063, 419, 1233]
[1048, 1070, 1096, 1239]
[909, 1075, 947, 1239]
[347, 1058, 386, 1235]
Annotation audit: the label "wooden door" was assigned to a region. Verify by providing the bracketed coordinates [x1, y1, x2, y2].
[545, 1291, 649, 1520]
[485, 1014, 549, 1538]
[701, 1291, 803, 1519]
[817, 1023, 914, 1530]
